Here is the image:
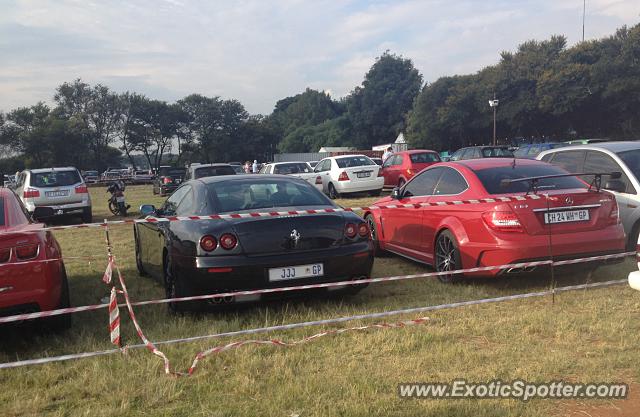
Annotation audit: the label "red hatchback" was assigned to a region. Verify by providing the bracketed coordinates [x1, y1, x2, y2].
[0, 188, 70, 329]
[382, 150, 440, 189]
[365, 158, 625, 281]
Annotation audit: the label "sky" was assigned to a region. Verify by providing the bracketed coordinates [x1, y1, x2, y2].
[1, 0, 639, 115]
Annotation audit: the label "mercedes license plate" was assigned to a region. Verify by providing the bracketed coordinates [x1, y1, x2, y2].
[544, 209, 589, 224]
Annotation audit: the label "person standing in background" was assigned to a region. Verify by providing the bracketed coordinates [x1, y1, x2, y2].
[382, 146, 394, 162]
[243, 161, 251, 174]
[252, 160, 258, 173]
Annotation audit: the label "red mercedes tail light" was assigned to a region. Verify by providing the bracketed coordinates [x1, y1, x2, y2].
[15, 244, 39, 260]
[0, 248, 10, 263]
[482, 211, 523, 233]
[23, 188, 40, 199]
[75, 184, 88, 194]
[199, 235, 217, 252]
[219, 233, 238, 250]
[358, 222, 370, 238]
[163, 177, 173, 184]
[345, 223, 357, 238]
[338, 171, 349, 181]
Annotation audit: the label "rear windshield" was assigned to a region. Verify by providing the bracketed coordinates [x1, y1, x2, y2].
[481, 148, 514, 157]
[617, 149, 640, 181]
[31, 170, 81, 188]
[207, 179, 331, 213]
[273, 163, 312, 174]
[159, 168, 186, 177]
[474, 164, 587, 195]
[410, 152, 440, 163]
[194, 166, 236, 179]
[335, 156, 375, 168]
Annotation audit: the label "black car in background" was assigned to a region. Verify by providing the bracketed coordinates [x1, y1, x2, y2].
[134, 175, 374, 311]
[449, 146, 514, 161]
[152, 166, 187, 196]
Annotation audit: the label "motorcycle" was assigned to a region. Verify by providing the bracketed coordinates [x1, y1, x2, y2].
[107, 181, 131, 216]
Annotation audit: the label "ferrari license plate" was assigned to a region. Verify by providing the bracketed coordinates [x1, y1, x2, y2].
[356, 171, 371, 178]
[269, 263, 323, 282]
[544, 209, 589, 224]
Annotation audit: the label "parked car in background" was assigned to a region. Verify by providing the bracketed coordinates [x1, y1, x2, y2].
[229, 164, 244, 174]
[14, 167, 92, 223]
[259, 162, 316, 182]
[312, 155, 384, 199]
[134, 175, 374, 311]
[101, 171, 122, 182]
[513, 143, 566, 159]
[185, 163, 236, 180]
[371, 157, 383, 166]
[564, 138, 609, 145]
[152, 166, 187, 196]
[364, 158, 625, 282]
[381, 150, 440, 189]
[131, 170, 154, 184]
[629, 231, 640, 290]
[449, 146, 514, 161]
[538, 141, 640, 249]
[3, 175, 16, 188]
[82, 170, 99, 183]
[308, 161, 319, 168]
[0, 188, 71, 328]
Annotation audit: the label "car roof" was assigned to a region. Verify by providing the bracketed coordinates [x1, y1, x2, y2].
[197, 174, 305, 185]
[454, 157, 543, 170]
[191, 163, 232, 168]
[271, 161, 309, 165]
[398, 149, 438, 154]
[557, 141, 640, 153]
[28, 167, 78, 173]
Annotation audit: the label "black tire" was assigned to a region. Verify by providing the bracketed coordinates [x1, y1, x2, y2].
[108, 199, 118, 215]
[435, 230, 462, 283]
[328, 183, 340, 199]
[398, 178, 406, 188]
[81, 207, 92, 223]
[134, 228, 147, 276]
[365, 213, 387, 256]
[369, 189, 382, 197]
[43, 265, 72, 331]
[164, 254, 195, 312]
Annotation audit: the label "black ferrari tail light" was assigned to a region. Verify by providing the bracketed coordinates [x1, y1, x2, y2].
[357, 222, 370, 238]
[200, 235, 218, 252]
[345, 223, 357, 239]
[219, 233, 238, 250]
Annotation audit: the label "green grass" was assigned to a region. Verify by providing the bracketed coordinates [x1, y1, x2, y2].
[1, 185, 638, 416]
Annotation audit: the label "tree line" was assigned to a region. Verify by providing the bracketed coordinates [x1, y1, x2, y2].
[1, 23, 638, 173]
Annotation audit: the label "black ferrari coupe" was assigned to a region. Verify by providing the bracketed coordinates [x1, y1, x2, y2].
[134, 175, 374, 311]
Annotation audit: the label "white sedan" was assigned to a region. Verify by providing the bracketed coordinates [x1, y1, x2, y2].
[629, 235, 640, 290]
[258, 161, 316, 182]
[312, 155, 384, 199]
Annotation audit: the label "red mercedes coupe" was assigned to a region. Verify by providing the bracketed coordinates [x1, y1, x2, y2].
[364, 158, 625, 281]
[0, 188, 70, 329]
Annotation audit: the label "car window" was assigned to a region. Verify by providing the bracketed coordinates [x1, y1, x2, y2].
[527, 145, 541, 156]
[30, 170, 81, 188]
[159, 168, 186, 177]
[546, 150, 585, 173]
[482, 147, 513, 157]
[163, 185, 190, 215]
[315, 159, 328, 172]
[409, 152, 440, 163]
[474, 164, 587, 195]
[514, 147, 528, 158]
[194, 165, 236, 179]
[335, 156, 375, 168]
[433, 167, 468, 195]
[258, 164, 269, 174]
[583, 151, 634, 194]
[540, 153, 553, 163]
[403, 167, 443, 197]
[382, 156, 395, 167]
[176, 186, 194, 215]
[273, 163, 312, 174]
[617, 149, 640, 185]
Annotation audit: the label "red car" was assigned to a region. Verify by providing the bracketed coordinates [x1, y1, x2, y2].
[382, 150, 440, 188]
[365, 158, 625, 281]
[0, 188, 70, 329]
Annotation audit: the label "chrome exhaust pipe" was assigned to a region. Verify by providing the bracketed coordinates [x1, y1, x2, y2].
[222, 295, 234, 303]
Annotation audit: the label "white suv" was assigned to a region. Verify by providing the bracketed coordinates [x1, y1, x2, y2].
[15, 167, 92, 222]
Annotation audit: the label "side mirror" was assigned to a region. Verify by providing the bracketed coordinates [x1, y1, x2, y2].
[604, 179, 626, 193]
[391, 187, 401, 200]
[32, 207, 55, 221]
[139, 204, 157, 216]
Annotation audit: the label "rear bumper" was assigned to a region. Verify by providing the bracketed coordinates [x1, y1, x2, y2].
[0, 260, 63, 314]
[25, 201, 91, 216]
[173, 242, 374, 299]
[462, 226, 626, 277]
[335, 178, 384, 194]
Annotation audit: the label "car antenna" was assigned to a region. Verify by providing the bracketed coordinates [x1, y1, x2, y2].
[511, 157, 516, 169]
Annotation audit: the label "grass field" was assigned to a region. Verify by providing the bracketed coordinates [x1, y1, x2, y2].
[1, 185, 639, 416]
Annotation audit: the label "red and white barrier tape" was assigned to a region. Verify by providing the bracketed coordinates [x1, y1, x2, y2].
[108, 287, 121, 347]
[0, 255, 102, 268]
[0, 278, 627, 372]
[0, 251, 633, 325]
[3, 194, 550, 233]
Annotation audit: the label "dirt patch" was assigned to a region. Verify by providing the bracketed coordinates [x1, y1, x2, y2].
[554, 383, 640, 417]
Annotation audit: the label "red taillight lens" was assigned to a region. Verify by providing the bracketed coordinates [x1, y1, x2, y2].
[16, 244, 38, 260]
[0, 248, 10, 263]
[358, 222, 370, 237]
[163, 177, 173, 184]
[219, 233, 238, 250]
[482, 211, 523, 232]
[345, 223, 357, 238]
[609, 200, 620, 224]
[406, 169, 414, 177]
[75, 184, 88, 194]
[338, 171, 349, 181]
[315, 176, 322, 185]
[199, 235, 217, 251]
[23, 188, 40, 199]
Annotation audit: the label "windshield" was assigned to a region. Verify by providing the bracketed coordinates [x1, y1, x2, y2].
[273, 163, 312, 174]
[474, 164, 587, 195]
[617, 149, 640, 181]
[31, 170, 81, 188]
[159, 168, 186, 177]
[481, 147, 514, 157]
[335, 156, 375, 168]
[194, 166, 236, 178]
[207, 179, 332, 213]
[409, 152, 440, 163]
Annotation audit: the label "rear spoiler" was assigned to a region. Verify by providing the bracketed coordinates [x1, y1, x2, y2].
[500, 171, 622, 194]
